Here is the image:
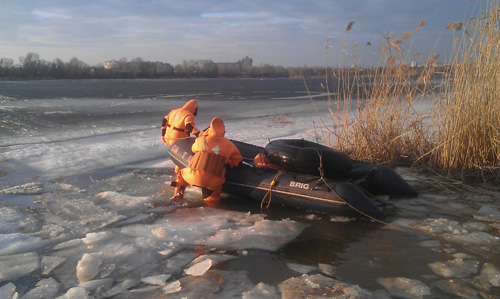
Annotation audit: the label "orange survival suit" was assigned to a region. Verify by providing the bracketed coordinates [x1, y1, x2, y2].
[161, 100, 200, 146]
[173, 117, 243, 203]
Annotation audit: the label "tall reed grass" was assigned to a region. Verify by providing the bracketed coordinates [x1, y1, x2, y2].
[317, 0, 500, 182]
[432, 4, 500, 181]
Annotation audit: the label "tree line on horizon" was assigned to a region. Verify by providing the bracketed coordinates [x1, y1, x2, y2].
[0, 52, 331, 80]
[0, 52, 447, 81]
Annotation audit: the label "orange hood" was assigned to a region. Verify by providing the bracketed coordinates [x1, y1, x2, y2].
[206, 117, 225, 137]
[182, 99, 198, 114]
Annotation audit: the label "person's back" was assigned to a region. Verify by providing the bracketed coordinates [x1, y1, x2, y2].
[161, 99, 200, 146]
[172, 117, 243, 203]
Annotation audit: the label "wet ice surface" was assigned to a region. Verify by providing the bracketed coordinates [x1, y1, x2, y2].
[1, 79, 500, 298]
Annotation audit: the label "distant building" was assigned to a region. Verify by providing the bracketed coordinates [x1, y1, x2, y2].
[216, 56, 253, 73]
[240, 56, 252, 70]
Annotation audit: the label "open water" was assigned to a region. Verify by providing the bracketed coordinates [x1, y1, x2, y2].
[1, 78, 499, 298]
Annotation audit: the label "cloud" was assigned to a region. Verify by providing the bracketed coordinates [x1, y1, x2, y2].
[0, 0, 486, 66]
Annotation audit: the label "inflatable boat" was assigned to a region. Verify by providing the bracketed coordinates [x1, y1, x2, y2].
[168, 138, 417, 220]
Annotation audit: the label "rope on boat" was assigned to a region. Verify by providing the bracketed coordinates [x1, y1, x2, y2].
[260, 170, 284, 210]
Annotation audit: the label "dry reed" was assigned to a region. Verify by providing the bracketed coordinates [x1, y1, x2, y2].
[431, 2, 500, 181]
[316, 0, 500, 183]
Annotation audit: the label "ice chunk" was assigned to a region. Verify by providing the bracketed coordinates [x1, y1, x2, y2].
[22, 277, 60, 299]
[141, 274, 172, 285]
[286, 263, 316, 274]
[243, 282, 279, 299]
[434, 279, 478, 298]
[479, 263, 500, 287]
[377, 277, 430, 298]
[0, 233, 46, 256]
[280, 274, 371, 298]
[0, 283, 17, 299]
[76, 252, 103, 282]
[0, 252, 39, 280]
[184, 259, 212, 276]
[162, 280, 182, 294]
[318, 263, 336, 277]
[474, 205, 500, 221]
[174, 270, 253, 298]
[428, 258, 479, 278]
[56, 287, 91, 299]
[188, 254, 235, 268]
[305, 214, 319, 220]
[82, 231, 112, 245]
[202, 219, 305, 251]
[41, 255, 66, 275]
[95, 191, 153, 210]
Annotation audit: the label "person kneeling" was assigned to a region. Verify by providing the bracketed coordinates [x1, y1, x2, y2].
[172, 117, 243, 204]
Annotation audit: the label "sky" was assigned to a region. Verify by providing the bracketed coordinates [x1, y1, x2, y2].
[0, 0, 488, 67]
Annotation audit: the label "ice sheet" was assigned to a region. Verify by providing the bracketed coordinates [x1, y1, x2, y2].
[2, 80, 500, 298]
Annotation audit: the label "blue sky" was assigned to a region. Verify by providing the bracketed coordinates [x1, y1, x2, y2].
[0, 0, 486, 67]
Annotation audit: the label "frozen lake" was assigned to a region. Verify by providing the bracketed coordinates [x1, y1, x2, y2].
[1, 79, 500, 298]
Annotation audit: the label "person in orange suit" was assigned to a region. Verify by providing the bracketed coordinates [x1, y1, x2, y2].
[172, 117, 243, 204]
[161, 100, 201, 183]
[161, 99, 200, 146]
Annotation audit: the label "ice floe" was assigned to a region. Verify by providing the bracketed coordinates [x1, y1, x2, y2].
[242, 282, 279, 299]
[140, 273, 172, 285]
[286, 262, 316, 274]
[22, 277, 61, 299]
[393, 217, 500, 245]
[0, 252, 39, 281]
[0, 283, 18, 299]
[428, 258, 480, 278]
[41, 255, 66, 275]
[479, 263, 500, 287]
[184, 258, 212, 276]
[76, 252, 104, 282]
[474, 205, 500, 222]
[377, 277, 430, 298]
[280, 274, 372, 298]
[0, 233, 46, 256]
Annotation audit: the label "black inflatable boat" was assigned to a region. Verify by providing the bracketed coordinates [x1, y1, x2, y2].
[168, 138, 417, 220]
